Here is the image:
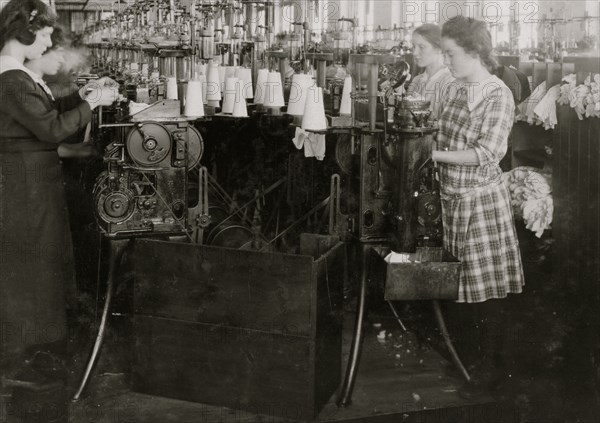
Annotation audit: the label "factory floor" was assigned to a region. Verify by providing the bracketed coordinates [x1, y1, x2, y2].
[68, 311, 497, 423]
[60, 222, 598, 423]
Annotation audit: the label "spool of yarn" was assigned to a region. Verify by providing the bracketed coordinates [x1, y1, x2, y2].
[197, 62, 207, 78]
[232, 80, 248, 118]
[218, 65, 227, 91]
[254, 68, 269, 104]
[205, 62, 221, 101]
[165, 77, 178, 100]
[197, 73, 207, 104]
[184, 80, 205, 117]
[221, 77, 238, 114]
[225, 66, 237, 79]
[302, 86, 327, 131]
[287, 74, 313, 116]
[263, 71, 285, 108]
[236, 67, 254, 99]
[339, 75, 353, 116]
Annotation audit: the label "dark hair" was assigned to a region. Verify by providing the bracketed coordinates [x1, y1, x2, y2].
[413, 24, 442, 51]
[0, 0, 57, 51]
[49, 25, 68, 51]
[442, 16, 498, 71]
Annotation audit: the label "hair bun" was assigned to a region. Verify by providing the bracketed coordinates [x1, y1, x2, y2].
[0, 0, 56, 50]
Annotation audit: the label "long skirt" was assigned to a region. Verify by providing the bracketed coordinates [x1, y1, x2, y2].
[0, 150, 74, 370]
[441, 179, 525, 303]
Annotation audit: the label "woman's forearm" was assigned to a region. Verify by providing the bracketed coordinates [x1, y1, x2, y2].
[432, 149, 480, 166]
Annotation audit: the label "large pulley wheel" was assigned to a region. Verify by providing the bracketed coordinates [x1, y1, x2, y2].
[127, 122, 171, 166]
[95, 186, 135, 224]
[185, 125, 204, 169]
[209, 225, 254, 249]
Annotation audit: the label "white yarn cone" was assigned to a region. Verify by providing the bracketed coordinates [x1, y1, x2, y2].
[221, 77, 238, 114]
[197, 73, 207, 104]
[236, 67, 254, 99]
[198, 62, 207, 76]
[287, 74, 313, 116]
[166, 77, 178, 100]
[302, 86, 328, 131]
[254, 68, 269, 104]
[208, 99, 220, 107]
[263, 71, 285, 108]
[184, 80, 204, 117]
[232, 80, 248, 117]
[206, 63, 221, 101]
[225, 66, 237, 79]
[339, 75, 352, 115]
[218, 65, 227, 91]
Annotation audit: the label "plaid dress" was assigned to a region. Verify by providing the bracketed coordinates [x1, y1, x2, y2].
[436, 75, 524, 303]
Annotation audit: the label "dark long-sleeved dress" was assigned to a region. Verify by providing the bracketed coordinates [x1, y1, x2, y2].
[0, 69, 92, 370]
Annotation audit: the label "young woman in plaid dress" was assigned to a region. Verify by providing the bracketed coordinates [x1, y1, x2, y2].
[431, 16, 525, 398]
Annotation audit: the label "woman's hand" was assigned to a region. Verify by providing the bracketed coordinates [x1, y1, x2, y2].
[84, 85, 120, 110]
[79, 77, 120, 109]
[78, 77, 119, 99]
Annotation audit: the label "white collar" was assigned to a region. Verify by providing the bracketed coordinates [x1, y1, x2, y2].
[0, 55, 55, 100]
[0, 55, 39, 80]
[424, 66, 450, 83]
[462, 74, 504, 112]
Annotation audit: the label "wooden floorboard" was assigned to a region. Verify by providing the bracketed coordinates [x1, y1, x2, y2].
[70, 311, 501, 423]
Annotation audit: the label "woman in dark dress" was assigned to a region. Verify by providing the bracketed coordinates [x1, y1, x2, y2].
[0, 0, 118, 393]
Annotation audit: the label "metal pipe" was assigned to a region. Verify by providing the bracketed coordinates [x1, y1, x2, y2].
[72, 239, 130, 401]
[338, 244, 370, 406]
[368, 62, 378, 131]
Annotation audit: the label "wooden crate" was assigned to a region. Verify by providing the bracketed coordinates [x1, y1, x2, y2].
[132, 234, 346, 421]
[372, 247, 460, 301]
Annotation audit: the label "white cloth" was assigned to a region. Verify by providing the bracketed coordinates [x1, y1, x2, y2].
[503, 166, 553, 238]
[292, 127, 326, 160]
[0, 55, 55, 100]
[533, 84, 561, 130]
[516, 81, 547, 125]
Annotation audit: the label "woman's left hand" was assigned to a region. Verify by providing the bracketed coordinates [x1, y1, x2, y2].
[78, 77, 120, 100]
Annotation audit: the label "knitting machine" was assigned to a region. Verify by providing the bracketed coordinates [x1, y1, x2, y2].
[335, 54, 441, 251]
[92, 100, 206, 239]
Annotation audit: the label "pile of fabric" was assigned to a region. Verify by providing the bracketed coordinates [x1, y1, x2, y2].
[516, 80, 561, 130]
[557, 73, 600, 119]
[503, 166, 553, 238]
[516, 73, 600, 129]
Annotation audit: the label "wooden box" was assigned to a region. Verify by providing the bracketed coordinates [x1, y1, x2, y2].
[372, 247, 460, 301]
[132, 234, 346, 421]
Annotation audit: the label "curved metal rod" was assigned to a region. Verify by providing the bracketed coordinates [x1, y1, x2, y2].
[432, 300, 471, 382]
[338, 245, 370, 407]
[72, 238, 130, 402]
